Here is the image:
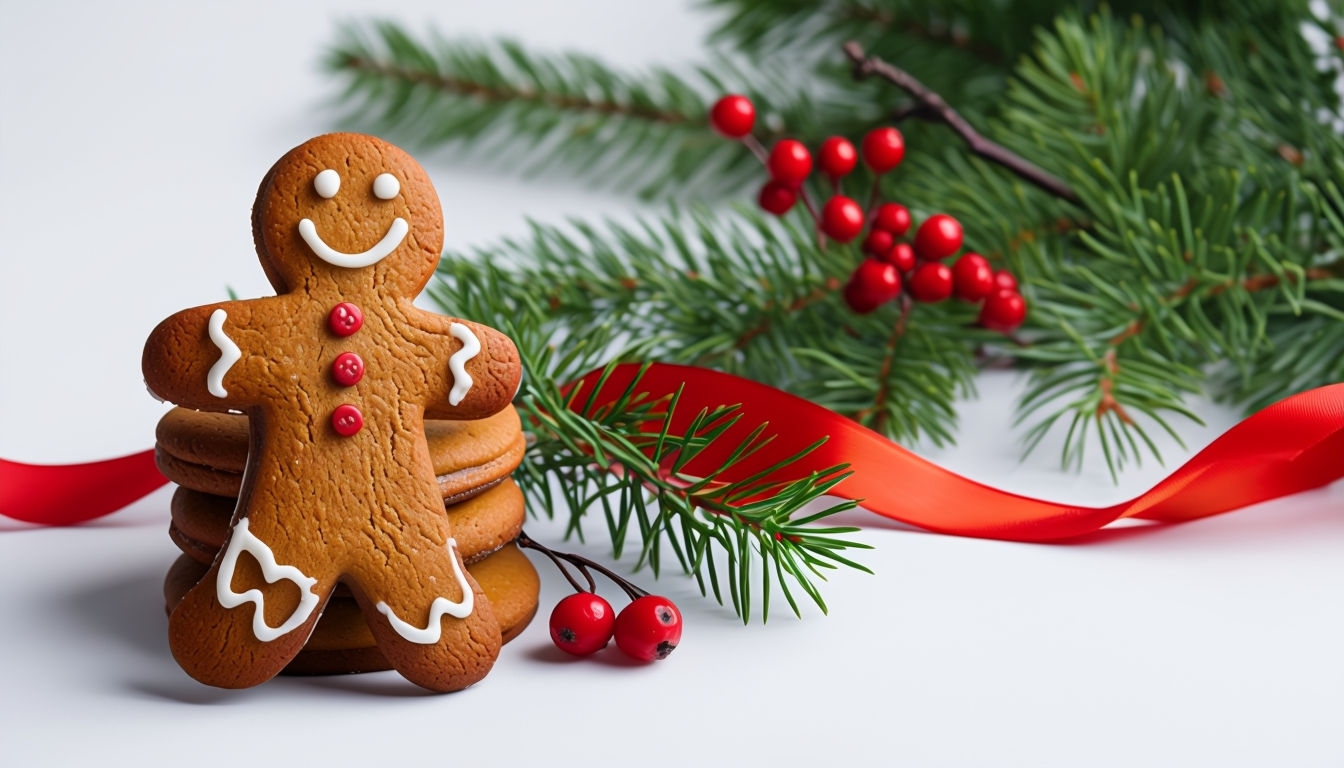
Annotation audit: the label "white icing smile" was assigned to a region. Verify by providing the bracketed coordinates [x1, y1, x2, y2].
[299, 216, 409, 269]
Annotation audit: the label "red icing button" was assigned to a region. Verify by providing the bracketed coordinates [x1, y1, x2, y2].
[329, 303, 363, 337]
[331, 404, 363, 437]
[331, 352, 365, 387]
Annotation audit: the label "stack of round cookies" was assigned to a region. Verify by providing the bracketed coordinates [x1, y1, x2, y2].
[155, 405, 539, 675]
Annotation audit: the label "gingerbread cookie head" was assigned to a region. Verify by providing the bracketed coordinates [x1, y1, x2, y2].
[251, 133, 444, 297]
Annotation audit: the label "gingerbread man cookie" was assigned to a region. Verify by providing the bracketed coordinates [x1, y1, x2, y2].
[143, 133, 522, 692]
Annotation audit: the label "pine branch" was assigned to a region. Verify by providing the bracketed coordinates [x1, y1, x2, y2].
[324, 21, 819, 197]
[514, 359, 871, 622]
[431, 209, 983, 445]
[425, 255, 873, 619]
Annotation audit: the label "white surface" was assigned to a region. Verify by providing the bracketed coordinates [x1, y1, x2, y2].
[1, 2, 1342, 766]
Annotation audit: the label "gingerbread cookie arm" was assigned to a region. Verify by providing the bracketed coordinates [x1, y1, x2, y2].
[142, 299, 279, 411]
[414, 313, 522, 421]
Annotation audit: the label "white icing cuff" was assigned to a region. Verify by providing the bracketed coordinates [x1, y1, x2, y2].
[215, 518, 320, 642]
[376, 539, 474, 644]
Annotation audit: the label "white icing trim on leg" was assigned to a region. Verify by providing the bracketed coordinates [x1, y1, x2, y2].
[207, 308, 241, 398]
[376, 538, 474, 644]
[447, 323, 480, 406]
[215, 518, 320, 642]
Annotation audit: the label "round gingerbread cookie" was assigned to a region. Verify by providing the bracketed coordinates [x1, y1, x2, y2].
[155, 406, 526, 501]
[169, 479, 526, 567]
[163, 543, 539, 675]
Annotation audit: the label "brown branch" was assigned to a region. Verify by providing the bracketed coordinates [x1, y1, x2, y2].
[335, 54, 691, 125]
[842, 41, 1081, 207]
[839, 3, 1006, 65]
[1095, 349, 1133, 424]
[855, 295, 913, 433]
[734, 278, 842, 350]
[1109, 268, 1335, 344]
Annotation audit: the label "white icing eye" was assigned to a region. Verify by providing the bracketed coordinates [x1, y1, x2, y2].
[373, 173, 400, 200]
[314, 169, 340, 199]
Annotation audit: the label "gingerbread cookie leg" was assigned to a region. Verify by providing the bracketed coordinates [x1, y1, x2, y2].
[346, 534, 502, 693]
[167, 519, 337, 689]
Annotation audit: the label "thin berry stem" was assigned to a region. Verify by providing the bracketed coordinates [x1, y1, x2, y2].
[518, 531, 648, 601]
[864, 176, 882, 223]
[742, 134, 769, 164]
[843, 41, 1081, 206]
[797, 186, 826, 248]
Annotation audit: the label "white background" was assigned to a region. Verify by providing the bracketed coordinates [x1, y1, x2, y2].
[1, 2, 1342, 766]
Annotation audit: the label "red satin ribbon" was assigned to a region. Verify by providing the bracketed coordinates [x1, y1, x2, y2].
[0, 452, 166, 526]
[568, 364, 1344, 541]
[3, 363, 1341, 539]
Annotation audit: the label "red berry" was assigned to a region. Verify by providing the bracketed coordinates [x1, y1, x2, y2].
[979, 289, 1027, 332]
[709, 94, 755, 138]
[861, 127, 905, 173]
[767, 139, 812, 185]
[872, 203, 912, 237]
[549, 592, 615, 657]
[820, 195, 865, 242]
[913, 213, 963, 260]
[861, 229, 894, 260]
[843, 259, 902, 314]
[908, 261, 954, 303]
[883, 242, 917, 272]
[992, 269, 1019, 292]
[613, 595, 682, 662]
[952, 253, 995, 302]
[757, 180, 797, 216]
[818, 136, 858, 178]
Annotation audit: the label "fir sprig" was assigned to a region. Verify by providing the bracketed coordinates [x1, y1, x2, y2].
[326, 22, 814, 197]
[426, 263, 870, 620]
[517, 358, 870, 622]
[431, 209, 981, 446]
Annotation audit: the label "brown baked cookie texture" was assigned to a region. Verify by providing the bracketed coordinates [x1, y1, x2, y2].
[155, 405, 526, 500]
[163, 543, 539, 676]
[142, 133, 523, 693]
[169, 479, 526, 567]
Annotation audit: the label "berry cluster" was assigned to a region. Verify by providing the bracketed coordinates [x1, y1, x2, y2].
[519, 533, 682, 662]
[710, 94, 1027, 332]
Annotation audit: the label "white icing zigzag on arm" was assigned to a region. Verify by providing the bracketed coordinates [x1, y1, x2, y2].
[447, 322, 481, 406]
[215, 518, 321, 642]
[207, 308, 241, 399]
[376, 539, 474, 644]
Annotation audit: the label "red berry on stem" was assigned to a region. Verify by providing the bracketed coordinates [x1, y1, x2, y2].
[913, 213, 963, 260]
[872, 202, 912, 236]
[979, 289, 1028, 332]
[884, 242, 917, 272]
[992, 269, 1019, 293]
[908, 261, 954, 303]
[862, 229, 894, 260]
[820, 195, 865, 242]
[614, 595, 683, 662]
[757, 180, 797, 216]
[709, 94, 755, 138]
[818, 136, 858, 178]
[844, 259, 902, 314]
[767, 139, 812, 185]
[549, 592, 616, 656]
[861, 127, 905, 173]
[952, 253, 995, 302]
